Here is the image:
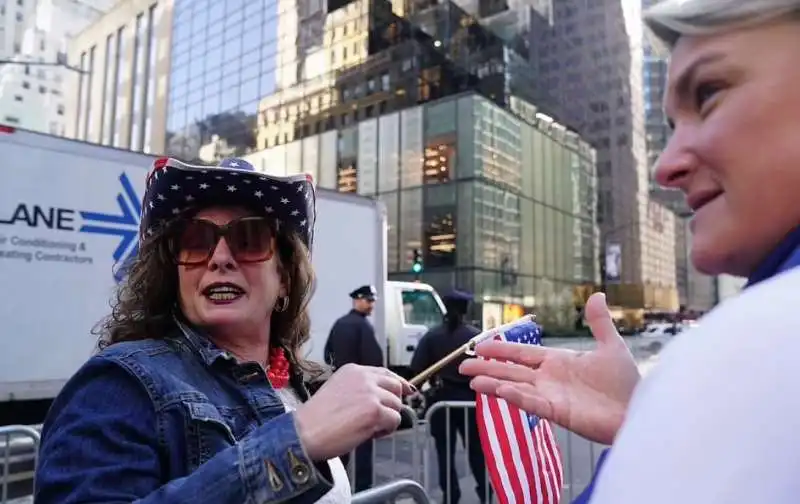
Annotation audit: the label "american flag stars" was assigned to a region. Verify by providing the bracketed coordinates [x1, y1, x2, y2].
[140, 157, 316, 250]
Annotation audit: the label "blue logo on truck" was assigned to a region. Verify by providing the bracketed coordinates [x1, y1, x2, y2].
[0, 171, 142, 283]
[78, 173, 141, 282]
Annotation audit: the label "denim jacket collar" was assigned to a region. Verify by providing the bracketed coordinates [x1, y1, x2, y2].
[173, 314, 236, 367]
[172, 313, 311, 399]
[746, 224, 800, 288]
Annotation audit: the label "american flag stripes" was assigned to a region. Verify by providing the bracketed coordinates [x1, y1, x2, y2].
[475, 319, 564, 504]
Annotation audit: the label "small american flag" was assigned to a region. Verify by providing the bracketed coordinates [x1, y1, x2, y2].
[475, 319, 564, 504]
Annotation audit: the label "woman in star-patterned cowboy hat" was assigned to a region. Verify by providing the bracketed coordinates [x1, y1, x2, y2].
[35, 157, 414, 504]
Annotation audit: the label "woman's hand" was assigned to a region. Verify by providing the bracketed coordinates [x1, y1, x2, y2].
[294, 364, 414, 461]
[459, 293, 640, 445]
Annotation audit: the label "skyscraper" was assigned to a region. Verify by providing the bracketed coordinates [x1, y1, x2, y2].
[0, 0, 113, 134]
[65, 0, 601, 327]
[531, 0, 678, 310]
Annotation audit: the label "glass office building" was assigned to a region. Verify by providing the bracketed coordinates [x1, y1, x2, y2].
[163, 0, 551, 160]
[241, 92, 599, 325]
[159, 0, 598, 324]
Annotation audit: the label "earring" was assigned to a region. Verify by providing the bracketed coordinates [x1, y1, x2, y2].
[275, 296, 289, 313]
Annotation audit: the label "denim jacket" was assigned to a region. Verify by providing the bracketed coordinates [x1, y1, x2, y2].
[35, 317, 334, 504]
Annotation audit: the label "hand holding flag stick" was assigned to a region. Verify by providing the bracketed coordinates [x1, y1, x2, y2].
[459, 292, 642, 447]
[408, 315, 536, 389]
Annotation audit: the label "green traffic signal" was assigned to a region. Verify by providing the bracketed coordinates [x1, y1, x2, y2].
[412, 262, 423, 274]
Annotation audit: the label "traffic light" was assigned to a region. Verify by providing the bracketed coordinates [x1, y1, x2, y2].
[411, 248, 423, 275]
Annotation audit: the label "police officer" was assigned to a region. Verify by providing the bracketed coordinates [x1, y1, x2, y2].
[323, 284, 382, 492]
[409, 290, 489, 504]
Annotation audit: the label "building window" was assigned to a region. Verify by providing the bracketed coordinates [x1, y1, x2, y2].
[337, 159, 357, 193]
[111, 25, 125, 147]
[84, 45, 96, 141]
[422, 136, 455, 184]
[75, 51, 87, 138]
[423, 205, 456, 268]
[336, 127, 358, 192]
[100, 33, 115, 145]
[129, 12, 146, 150]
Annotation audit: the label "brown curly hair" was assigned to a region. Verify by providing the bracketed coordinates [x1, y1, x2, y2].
[93, 222, 322, 378]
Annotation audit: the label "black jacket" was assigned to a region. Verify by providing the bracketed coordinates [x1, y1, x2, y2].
[323, 309, 383, 369]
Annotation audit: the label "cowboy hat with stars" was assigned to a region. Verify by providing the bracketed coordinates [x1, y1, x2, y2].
[140, 157, 316, 250]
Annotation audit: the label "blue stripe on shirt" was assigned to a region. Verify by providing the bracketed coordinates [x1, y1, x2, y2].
[571, 449, 611, 503]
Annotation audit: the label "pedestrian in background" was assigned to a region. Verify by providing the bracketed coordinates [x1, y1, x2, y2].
[324, 284, 383, 492]
[410, 290, 489, 504]
[461, 0, 800, 502]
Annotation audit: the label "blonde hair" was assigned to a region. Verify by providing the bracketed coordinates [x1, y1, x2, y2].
[644, 0, 800, 50]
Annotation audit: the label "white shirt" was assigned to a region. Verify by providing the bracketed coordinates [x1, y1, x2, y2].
[274, 388, 352, 504]
[591, 267, 800, 503]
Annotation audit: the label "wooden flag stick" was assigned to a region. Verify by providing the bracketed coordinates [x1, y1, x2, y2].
[408, 314, 535, 389]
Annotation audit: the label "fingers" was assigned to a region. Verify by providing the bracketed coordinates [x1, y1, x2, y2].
[459, 357, 537, 385]
[584, 292, 622, 346]
[495, 382, 554, 420]
[469, 340, 558, 368]
[374, 384, 404, 412]
[372, 388, 403, 435]
[469, 377, 553, 421]
[365, 366, 416, 395]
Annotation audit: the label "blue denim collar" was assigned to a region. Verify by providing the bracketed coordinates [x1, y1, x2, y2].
[746, 224, 800, 288]
[172, 314, 237, 367]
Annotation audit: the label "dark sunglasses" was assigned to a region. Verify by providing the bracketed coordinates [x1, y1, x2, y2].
[167, 216, 275, 266]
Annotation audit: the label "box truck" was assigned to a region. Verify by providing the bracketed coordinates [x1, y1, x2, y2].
[0, 125, 444, 424]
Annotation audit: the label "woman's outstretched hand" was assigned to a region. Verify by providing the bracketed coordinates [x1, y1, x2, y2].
[459, 292, 640, 445]
[294, 364, 414, 461]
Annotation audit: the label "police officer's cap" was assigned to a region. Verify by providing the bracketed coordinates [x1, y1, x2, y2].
[350, 285, 377, 300]
[442, 289, 473, 302]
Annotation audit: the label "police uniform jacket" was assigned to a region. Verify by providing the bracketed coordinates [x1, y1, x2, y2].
[324, 310, 383, 369]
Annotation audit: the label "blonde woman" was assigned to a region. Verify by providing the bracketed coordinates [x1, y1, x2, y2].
[461, 1, 800, 502]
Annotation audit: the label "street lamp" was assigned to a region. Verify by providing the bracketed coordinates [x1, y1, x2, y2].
[0, 57, 88, 76]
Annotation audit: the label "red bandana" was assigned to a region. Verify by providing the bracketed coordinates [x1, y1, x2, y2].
[267, 347, 290, 389]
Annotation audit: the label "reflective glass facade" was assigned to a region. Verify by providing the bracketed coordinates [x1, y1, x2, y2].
[241, 92, 599, 323]
[164, 0, 549, 162]
[162, 0, 598, 323]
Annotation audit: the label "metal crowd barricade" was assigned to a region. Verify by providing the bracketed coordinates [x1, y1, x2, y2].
[420, 401, 492, 504]
[344, 407, 425, 494]
[341, 400, 609, 502]
[352, 479, 431, 504]
[0, 425, 40, 504]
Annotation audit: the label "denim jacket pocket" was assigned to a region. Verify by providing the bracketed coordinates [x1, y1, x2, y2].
[183, 400, 238, 468]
